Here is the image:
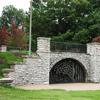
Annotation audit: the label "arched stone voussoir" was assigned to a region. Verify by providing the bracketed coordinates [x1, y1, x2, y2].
[50, 52, 90, 74]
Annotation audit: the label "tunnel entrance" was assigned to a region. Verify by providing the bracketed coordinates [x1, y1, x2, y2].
[50, 58, 86, 84]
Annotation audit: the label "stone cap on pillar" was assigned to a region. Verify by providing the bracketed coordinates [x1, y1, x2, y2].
[87, 42, 100, 56]
[0, 45, 7, 52]
[37, 37, 51, 53]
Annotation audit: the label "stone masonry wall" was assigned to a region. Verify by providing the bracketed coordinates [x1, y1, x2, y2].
[50, 52, 90, 82]
[9, 37, 51, 85]
[9, 57, 49, 85]
[87, 43, 100, 82]
[8, 37, 100, 85]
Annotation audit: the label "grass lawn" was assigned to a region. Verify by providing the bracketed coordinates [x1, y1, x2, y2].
[0, 52, 23, 78]
[0, 86, 100, 100]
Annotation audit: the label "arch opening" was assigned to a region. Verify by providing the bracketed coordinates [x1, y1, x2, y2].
[49, 58, 86, 84]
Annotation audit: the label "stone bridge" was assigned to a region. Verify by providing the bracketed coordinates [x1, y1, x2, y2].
[9, 37, 100, 85]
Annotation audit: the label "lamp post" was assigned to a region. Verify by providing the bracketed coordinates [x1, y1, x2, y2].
[29, 0, 32, 56]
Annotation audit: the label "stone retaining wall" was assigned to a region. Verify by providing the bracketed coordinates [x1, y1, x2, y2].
[8, 37, 100, 85]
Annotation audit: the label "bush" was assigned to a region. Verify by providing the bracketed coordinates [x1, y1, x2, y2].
[92, 36, 100, 43]
[0, 52, 23, 78]
[73, 29, 91, 44]
[52, 31, 75, 42]
[0, 25, 8, 46]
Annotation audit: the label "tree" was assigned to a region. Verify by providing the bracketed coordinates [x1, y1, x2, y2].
[90, 0, 100, 8]
[9, 18, 27, 49]
[27, 0, 91, 37]
[26, 0, 100, 44]
[0, 24, 8, 46]
[0, 5, 28, 49]
[0, 5, 26, 32]
[26, 0, 90, 36]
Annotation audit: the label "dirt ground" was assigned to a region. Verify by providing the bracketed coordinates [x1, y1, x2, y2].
[16, 83, 100, 91]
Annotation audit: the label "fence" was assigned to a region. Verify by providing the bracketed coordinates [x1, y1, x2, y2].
[50, 41, 87, 53]
[7, 46, 28, 51]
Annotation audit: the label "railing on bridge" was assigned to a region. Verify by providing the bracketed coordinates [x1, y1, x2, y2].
[50, 41, 87, 53]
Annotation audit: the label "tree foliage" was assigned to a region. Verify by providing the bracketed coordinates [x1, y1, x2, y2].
[0, 5, 27, 49]
[0, 1, 100, 49]
[25, 0, 100, 44]
[8, 18, 27, 49]
[0, 25, 8, 46]
[0, 5, 26, 32]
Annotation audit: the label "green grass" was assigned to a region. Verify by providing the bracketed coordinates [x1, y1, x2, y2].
[0, 52, 23, 63]
[0, 52, 23, 78]
[0, 86, 100, 100]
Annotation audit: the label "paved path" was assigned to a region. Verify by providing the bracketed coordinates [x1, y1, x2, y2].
[16, 83, 100, 91]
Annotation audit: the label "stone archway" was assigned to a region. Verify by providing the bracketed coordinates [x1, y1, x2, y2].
[49, 58, 86, 84]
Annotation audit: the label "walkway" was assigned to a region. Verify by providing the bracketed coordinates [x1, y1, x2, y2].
[16, 83, 100, 91]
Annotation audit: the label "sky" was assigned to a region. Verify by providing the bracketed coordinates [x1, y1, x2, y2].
[0, 0, 30, 16]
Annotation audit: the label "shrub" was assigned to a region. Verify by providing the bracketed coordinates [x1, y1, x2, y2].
[52, 31, 75, 42]
[8, 18, 27, 50]
[73, 29, 91, 44]
[0, 25, 8, 46]
[92, 36, 100, 43]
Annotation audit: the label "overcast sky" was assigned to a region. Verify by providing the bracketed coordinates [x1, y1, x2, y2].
[0, 0, 30, 16]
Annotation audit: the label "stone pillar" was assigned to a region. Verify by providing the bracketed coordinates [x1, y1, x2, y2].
[37, 37, 51, 84]
[87, 43, 100, 82]
[0, 45, 7, 52]
[37, 37, 51, 52]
